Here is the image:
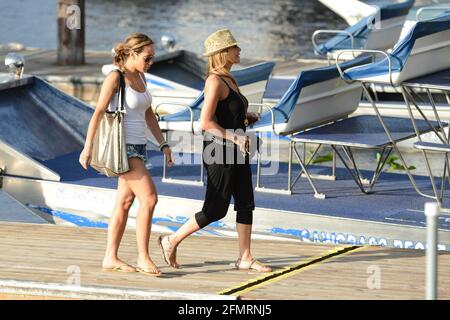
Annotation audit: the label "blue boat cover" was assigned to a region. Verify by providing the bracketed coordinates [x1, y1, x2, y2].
[0, 77, 92, 161]
[316, 0, 415, 55]
[251, 56, 371, 130]
[232, 61, 276, 86]
[342, 13, 450, 82]
[158, 62, 275, 122]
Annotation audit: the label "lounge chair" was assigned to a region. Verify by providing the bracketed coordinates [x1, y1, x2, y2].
[312, 0, 415, 61]
[311, 13, 450, 201]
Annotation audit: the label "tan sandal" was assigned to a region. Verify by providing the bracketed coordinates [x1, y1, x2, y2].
[136, 267, 162, 277]
[136, 258, 163, 276]
[157, 235, 180, 269]
[235, 258, 272, 273]
[102, 264, 136, 273]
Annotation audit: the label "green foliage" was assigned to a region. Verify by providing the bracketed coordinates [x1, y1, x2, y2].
[376, 153, 416, 172]
[304, 151, 416, 171]
[306, 151, 333, 164]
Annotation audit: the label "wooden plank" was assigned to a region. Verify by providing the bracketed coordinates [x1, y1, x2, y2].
[0, 293, 75, 300]
[241, 246, 450, 300]
[0, 222, 332, 299]
[3, 222, 446, 300]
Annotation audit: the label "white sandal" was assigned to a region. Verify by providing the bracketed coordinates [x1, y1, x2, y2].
[235, 258, 272, 273]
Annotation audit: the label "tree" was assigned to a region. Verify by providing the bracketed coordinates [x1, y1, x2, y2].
[57, 0, 85, 65]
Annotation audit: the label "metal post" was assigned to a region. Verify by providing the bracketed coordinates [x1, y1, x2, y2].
[256, 133, 262, 189]
[425, 202, 440, 300]
[332, 149, 336, 179]
[287, 140, 292, 192]
[162, 131, 168, 180]
[57, 0, 85, 65]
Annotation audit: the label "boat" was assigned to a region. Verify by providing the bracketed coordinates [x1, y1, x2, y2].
[264, 0, 450, 119]
[313, 0, 415, 61]
[1, 51, 450, 251]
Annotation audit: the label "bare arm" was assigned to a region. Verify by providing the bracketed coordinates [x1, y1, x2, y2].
[144, 73, 174, 166]
[79, 71, 119, 169]
[145, 106, 166, 145]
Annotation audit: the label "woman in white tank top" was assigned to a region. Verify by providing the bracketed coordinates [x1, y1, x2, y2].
[79, 33, 173, 276]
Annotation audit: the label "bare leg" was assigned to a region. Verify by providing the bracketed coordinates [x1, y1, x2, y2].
[122, 158, 161, 275]
[170, 216, 200, 246]
[236, 223, 252, 261]
[236, 223, 272, 272]
[159, 216, 201, 268]
[102, 174, 135, 271]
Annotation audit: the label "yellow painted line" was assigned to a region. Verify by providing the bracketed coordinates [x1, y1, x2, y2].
[218, 245, 370, 296]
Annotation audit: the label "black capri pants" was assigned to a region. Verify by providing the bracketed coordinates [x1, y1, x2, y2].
[195, 147, 255, 228]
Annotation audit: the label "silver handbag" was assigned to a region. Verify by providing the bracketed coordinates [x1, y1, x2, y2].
[90, 70, 129, 177]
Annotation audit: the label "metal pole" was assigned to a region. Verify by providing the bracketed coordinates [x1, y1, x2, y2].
[425, 202, 440, 300]
[287, 140, 293, 192]
[57, 0, 85, 65]
[256, 134, 262, 189]
[162, 131, 168, 180]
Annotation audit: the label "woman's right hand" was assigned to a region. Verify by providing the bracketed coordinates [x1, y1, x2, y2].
[79, 147, 92, 170]
[234, 134, 250, 155]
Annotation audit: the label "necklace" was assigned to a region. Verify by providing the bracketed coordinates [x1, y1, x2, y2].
[229, 78, 249, 127]
[237, 91, 249, 127]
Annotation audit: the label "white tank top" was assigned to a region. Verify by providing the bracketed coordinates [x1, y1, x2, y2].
[108, 72, 152, 144]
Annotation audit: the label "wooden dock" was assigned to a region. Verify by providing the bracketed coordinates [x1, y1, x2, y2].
[0, 222, 449, 300]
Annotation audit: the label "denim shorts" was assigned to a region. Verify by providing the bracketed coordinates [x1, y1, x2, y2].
[126, 144, 147, 162]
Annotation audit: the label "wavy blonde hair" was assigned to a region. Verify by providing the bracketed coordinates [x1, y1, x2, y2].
[113, 32, 154, 70]
[206, 49, 237, 85]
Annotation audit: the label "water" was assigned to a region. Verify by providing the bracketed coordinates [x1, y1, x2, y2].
[1, 0, 446, 60]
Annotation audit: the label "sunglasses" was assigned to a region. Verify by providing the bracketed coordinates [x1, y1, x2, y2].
[143, 55, 153, 63]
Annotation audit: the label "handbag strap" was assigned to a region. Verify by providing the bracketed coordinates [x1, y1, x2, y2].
[115, 70, 126, 113]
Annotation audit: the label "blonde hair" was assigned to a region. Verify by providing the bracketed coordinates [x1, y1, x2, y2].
[206, 49, 237, 85]
[113, 32, 154, 70]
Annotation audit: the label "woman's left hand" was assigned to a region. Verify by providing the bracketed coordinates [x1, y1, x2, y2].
[246, 112, 261, 125]
[163, 146, 174, 167]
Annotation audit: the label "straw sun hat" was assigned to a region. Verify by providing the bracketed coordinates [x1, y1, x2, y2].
[203, 28, 238, 57]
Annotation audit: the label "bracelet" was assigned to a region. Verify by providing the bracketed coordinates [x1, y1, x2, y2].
[159, 142, 169, 151]
[159, 140, 167, 148]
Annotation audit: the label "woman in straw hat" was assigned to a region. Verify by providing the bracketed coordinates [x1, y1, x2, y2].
[79, 33, 173, 276]
[158, 28, 272, 273]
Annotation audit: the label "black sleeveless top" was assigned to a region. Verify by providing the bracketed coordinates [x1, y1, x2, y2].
[203, 76, 250, 163]
[214, 77, 249, 131]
